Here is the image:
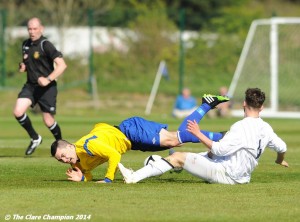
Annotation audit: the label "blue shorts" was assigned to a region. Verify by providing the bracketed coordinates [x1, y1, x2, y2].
[119, 116, 168, 152]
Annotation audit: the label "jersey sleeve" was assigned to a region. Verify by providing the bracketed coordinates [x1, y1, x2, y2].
[87, 139, 121, 181]
[83, 172, 93, 181]
[211, 122, 243, 156]
[265, 125, 287, 153]
[43, 41, 63, 60]
[21, 39, 29, 62]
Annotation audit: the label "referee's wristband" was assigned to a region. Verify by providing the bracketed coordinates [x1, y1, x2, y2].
[47, 76, 52, 82]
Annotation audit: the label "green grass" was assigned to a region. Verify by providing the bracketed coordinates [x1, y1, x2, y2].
[0, 110, 300, 222]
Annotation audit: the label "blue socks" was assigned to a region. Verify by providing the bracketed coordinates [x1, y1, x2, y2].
[178, 130, 224, 143]
[177, 103, 211, 131]
[177, 103, 222, 143]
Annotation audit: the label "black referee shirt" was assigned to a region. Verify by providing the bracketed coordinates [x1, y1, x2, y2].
[22, 36, 63, 84]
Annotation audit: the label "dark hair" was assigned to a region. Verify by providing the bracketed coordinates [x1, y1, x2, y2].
[245, 88, 265, 109]
[50, 140, 59, 156]
[50, 139, 71, 156]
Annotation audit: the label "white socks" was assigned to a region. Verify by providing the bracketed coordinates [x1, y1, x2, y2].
[133, 158, 173, 182]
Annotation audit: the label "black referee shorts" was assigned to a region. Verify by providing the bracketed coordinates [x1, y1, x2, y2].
[18, 82, 58, 114]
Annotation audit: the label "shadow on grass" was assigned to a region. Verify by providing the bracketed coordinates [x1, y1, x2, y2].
[42, 178, 206, 184]
[0, 155, 42, 158]
[137, 178, 207, 184]
[43, 179, 71, 182]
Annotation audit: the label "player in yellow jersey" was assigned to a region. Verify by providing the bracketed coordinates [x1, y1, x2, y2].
[51, 95, 230, 183]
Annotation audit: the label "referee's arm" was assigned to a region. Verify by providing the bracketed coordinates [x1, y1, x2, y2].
[48, 57, 67, 81]
[38, 57, 67, 86]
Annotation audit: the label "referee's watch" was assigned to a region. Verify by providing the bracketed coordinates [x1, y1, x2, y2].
[47, 76, 52, 82]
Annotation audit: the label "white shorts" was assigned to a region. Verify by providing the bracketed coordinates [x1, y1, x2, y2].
[183, 152, 236, 185]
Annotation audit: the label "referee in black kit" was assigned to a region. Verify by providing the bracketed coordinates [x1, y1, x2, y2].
[13, 17, 67, 155]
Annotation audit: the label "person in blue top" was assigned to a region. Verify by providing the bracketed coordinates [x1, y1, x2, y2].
[172, 88, 197, 118]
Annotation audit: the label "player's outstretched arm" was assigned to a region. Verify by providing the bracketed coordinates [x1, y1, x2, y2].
[186, 120, 213, 149]
[275, 152, 289, 167]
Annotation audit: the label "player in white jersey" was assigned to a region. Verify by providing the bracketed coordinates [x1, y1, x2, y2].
[118, 88, 289, 184]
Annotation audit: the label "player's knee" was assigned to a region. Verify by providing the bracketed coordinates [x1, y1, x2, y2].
[166, 135, 181, 147]
[168, 152, 186, 168]
[160, 130, 180, 147]
[13, 108, 24, 117]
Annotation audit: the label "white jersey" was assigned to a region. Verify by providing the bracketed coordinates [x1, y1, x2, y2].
[211, 117, 287, 184]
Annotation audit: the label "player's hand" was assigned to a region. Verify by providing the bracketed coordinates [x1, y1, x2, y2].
[66, 166, 83, 182]
[186, 120, 201, 136]
[37, 76, 51, 87]
[275, 160, 289, 167]
[95, 178, 112, 183]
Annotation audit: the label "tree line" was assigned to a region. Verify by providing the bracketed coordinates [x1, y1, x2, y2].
[1, 0, 299, 31]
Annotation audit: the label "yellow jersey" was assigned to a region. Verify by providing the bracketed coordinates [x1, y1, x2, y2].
[72, 123, 132, 181]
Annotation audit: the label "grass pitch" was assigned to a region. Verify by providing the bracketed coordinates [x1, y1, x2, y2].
[0, 114, 300, 222]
